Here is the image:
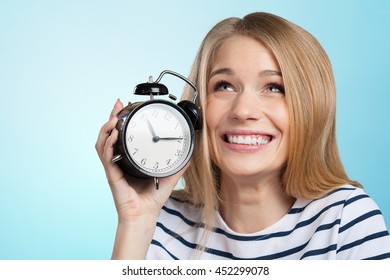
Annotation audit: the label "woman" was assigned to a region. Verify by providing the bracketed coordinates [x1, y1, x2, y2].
[96, 12, 390, 259]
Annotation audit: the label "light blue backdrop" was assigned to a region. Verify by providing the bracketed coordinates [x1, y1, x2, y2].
[0, 0, 389, 259]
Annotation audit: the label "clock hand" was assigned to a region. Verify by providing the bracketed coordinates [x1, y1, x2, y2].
[153, 136, 183, 141]
[147, 119, 158, 138]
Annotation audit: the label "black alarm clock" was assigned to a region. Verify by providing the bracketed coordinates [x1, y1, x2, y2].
[111, 70, 202, 189]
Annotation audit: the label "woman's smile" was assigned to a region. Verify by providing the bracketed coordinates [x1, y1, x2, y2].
[224, 131, 272, 146]
[220, 130, 274, 154]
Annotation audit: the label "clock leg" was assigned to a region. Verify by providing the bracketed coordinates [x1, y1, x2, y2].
[154, 177, 159, 190]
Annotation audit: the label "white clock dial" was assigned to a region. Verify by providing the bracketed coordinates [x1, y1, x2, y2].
[124, 102, 193, 177]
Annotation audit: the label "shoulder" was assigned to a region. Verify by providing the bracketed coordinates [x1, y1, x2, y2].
[323, 185, 390, 259]
[299, 185, 379, 214]
[317, 185, 384, 225]
[291, 185, 390, 259]
[320, 184, 369, 203]
[290, 185, 369, 221]
[309, 185, 386, 235]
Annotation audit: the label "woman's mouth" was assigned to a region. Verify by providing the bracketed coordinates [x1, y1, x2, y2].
[224, 134, 272, 145]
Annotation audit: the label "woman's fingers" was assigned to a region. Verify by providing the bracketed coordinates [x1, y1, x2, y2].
[96, 98, 124, 160]
[95, 117, 118, 160]
[103, 127, 120, 166]
[110, 98, 124, 121]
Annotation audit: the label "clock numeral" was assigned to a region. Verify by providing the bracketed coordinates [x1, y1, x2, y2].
[174, 122, 179, 130]
[175, 149, 182, 157]
[151, 110, 159, 118]
[164, 112, 172, 121]
[129, 121, 136, 128]
[140, 113, 147, 122]
[166, 159, 171, 166]
[132, 148, 139, 155]
[128, 135, 134, 142]
[153, 162, 159, 169]
[141, 158, 147, 166]
[177, 136, 183, 143]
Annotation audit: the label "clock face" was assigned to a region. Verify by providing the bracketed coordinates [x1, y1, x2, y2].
[123, 101, 194, 177]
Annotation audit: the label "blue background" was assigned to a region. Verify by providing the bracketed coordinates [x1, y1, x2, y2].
[0, 0, 389, 259]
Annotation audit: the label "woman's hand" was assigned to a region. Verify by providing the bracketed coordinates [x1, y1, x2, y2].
[95, 99, 186, 259]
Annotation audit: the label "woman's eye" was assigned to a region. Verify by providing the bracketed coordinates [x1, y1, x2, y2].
[214, 81, 235, 92]
[265, 83, 285, 94]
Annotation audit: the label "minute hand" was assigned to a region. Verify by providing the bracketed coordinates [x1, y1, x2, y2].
[147, 119, 157, 138]
[153, 136, 183, 142]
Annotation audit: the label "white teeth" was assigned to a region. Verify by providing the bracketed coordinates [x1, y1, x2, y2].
[227, 135, 270, 145]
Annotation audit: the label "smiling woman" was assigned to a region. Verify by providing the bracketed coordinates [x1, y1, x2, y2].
[207, 36, 289, 182]
[96, 12, 390, 259]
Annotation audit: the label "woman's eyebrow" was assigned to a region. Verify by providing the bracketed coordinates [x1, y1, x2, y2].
[259, 69, 282, 77]
[209, 67, 235, 79]
[209, 68, 282, 79]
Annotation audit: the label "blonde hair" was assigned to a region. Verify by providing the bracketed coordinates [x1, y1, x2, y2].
[177, 12, 360, 251]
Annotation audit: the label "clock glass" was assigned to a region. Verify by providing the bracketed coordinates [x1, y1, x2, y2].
[124, 102, 193, 177]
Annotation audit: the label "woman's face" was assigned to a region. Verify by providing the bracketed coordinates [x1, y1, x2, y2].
[206, 35, 289, 180]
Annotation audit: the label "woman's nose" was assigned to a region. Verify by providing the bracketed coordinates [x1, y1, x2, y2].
[229, 90, 263, 122]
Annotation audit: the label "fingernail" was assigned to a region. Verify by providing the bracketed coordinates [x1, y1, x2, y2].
[114, 98, 121, 107]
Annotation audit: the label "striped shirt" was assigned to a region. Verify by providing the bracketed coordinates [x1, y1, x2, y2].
[146, 185, 390, 259]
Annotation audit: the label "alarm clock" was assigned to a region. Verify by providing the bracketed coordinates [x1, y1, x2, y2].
[111, 70, 202, 189]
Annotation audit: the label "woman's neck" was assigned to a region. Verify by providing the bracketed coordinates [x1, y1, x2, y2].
[218, 173, 295, 234]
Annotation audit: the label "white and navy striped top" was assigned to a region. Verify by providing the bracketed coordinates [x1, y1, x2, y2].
[146, 185, 390, 259]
